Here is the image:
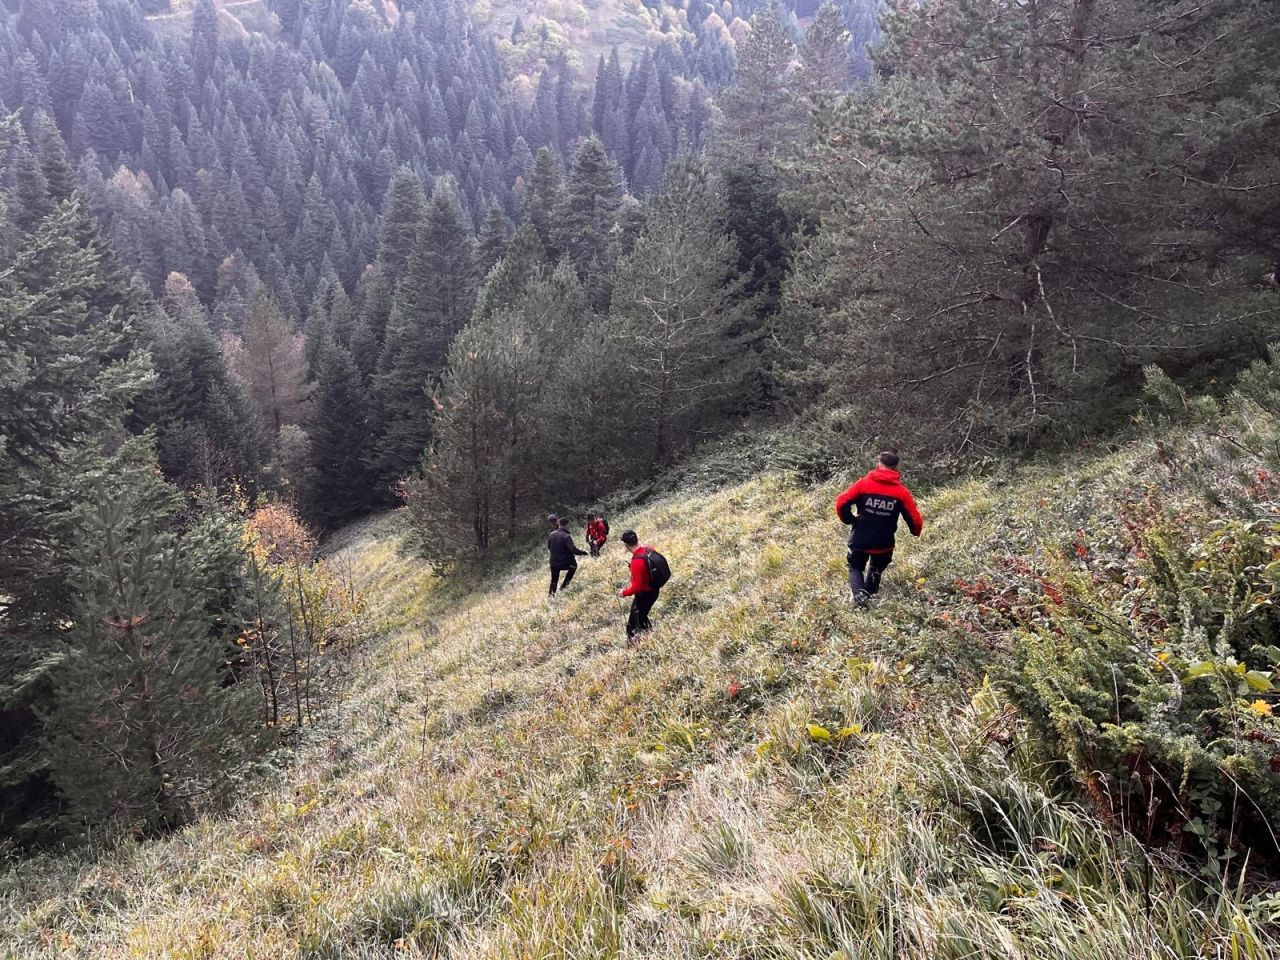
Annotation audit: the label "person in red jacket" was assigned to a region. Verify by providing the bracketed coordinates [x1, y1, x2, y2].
[617, 529, 659, 642]
[834, 450, 924, 607]
[585, 514, 609, 557]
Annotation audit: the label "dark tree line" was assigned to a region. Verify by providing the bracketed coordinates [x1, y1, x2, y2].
[784, 0, 1280, 455]
[0, 0, 715, 322]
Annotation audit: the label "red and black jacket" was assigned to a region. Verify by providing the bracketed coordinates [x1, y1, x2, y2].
[621, 547, 654, 596]
[834, 467, 924, 554]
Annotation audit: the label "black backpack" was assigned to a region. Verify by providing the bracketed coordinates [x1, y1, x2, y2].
[601, 518, 609, 537]
[642, 547, 671, 589]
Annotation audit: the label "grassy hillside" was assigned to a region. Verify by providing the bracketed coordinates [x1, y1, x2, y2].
[3, 396, 1279, 956]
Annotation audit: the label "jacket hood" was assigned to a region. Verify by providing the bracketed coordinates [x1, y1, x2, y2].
[867, 467, 902, 483]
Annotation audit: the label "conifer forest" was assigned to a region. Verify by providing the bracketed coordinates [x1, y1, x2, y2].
[2, 0, 1279, 957]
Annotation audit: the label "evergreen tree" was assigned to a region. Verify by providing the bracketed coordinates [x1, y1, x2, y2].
[535, 316, 633, 501]
[553, 137, 622, 300]
[138, 297, 261, 491]
[797, 1, 851, 100]
[789, 0, 1280, 451]
[190, 0, 219, 84]
[10, 132, 52, 230]
[611, 157, 744, 465]
[48, 486, 259, 833]
[523, 146, 563, 254]
[475, 200, 510, 279]
[713, 1, 799, 164]
[0, 194, 154, 841]
[408, 312, 539, 566]
[473, 221, 546, 320]
[374, 167, 428, 292]
[306, 344, 374, 528]
[374, 182, 476, 482]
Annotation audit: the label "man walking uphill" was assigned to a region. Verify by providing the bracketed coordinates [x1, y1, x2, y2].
[834, 450, 924, 607]
[547, 517, 587, 600]
[618, 530, 661, 643]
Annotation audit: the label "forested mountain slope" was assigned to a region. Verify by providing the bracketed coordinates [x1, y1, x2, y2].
[3, 359, 1278, 958]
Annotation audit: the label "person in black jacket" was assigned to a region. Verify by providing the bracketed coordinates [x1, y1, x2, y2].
[547, 516, 587, 598]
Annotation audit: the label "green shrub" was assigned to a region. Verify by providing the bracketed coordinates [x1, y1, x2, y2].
[1002, 516, 1280, 873]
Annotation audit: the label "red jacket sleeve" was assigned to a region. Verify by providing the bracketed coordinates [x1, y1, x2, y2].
[834, 480, 863, 523]
[901, 488, 924, 537]
[620, 553, 647, 597]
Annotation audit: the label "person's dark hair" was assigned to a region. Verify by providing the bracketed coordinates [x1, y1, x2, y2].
[878, 450, 900, 469]
[621, 530, 638, 546]
[558, 517, 569, 528]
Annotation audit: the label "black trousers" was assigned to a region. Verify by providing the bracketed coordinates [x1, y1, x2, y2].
[588, 540, 602, 557]
[626, 589, 659, 638]
[549, 563, 577, 594]
[848, 550, 893, 600]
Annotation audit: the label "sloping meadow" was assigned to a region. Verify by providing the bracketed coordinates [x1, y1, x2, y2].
[3, 407, 1279, 957]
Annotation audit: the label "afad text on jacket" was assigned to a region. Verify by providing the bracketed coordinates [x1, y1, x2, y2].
[833, 467, 924, 554]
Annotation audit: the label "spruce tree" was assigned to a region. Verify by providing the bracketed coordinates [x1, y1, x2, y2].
[524, 147, 563, 254]
[553, 137, 622, 299]
[373, 182, 476, 483]
[374, 167, 428, 292]
[0, 194, 154, 840]
[475, 200, 510, 279]
[306, 344, 375, 529]
[138, 298, 261, 491]
[48, 486, 259, 834]
[190, 0, 219, 84]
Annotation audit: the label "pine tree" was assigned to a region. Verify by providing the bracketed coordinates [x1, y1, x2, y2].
[475, 200, 510, 279]
[408, 312, 539, 566]
[789, 0, 1280, 450]
[535, 316, 634, 501]
[306, 344, 375, 528]
[553, 137, 622, 297]
[474, 221, 546, 320]
[797, 1, 851, 101]
[48, 486, 259, 833]
[373, 181, 476, 482]
[713, 1, 799, 164]
[610, 157, 744, 465]
[523, 147, 563, 254]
